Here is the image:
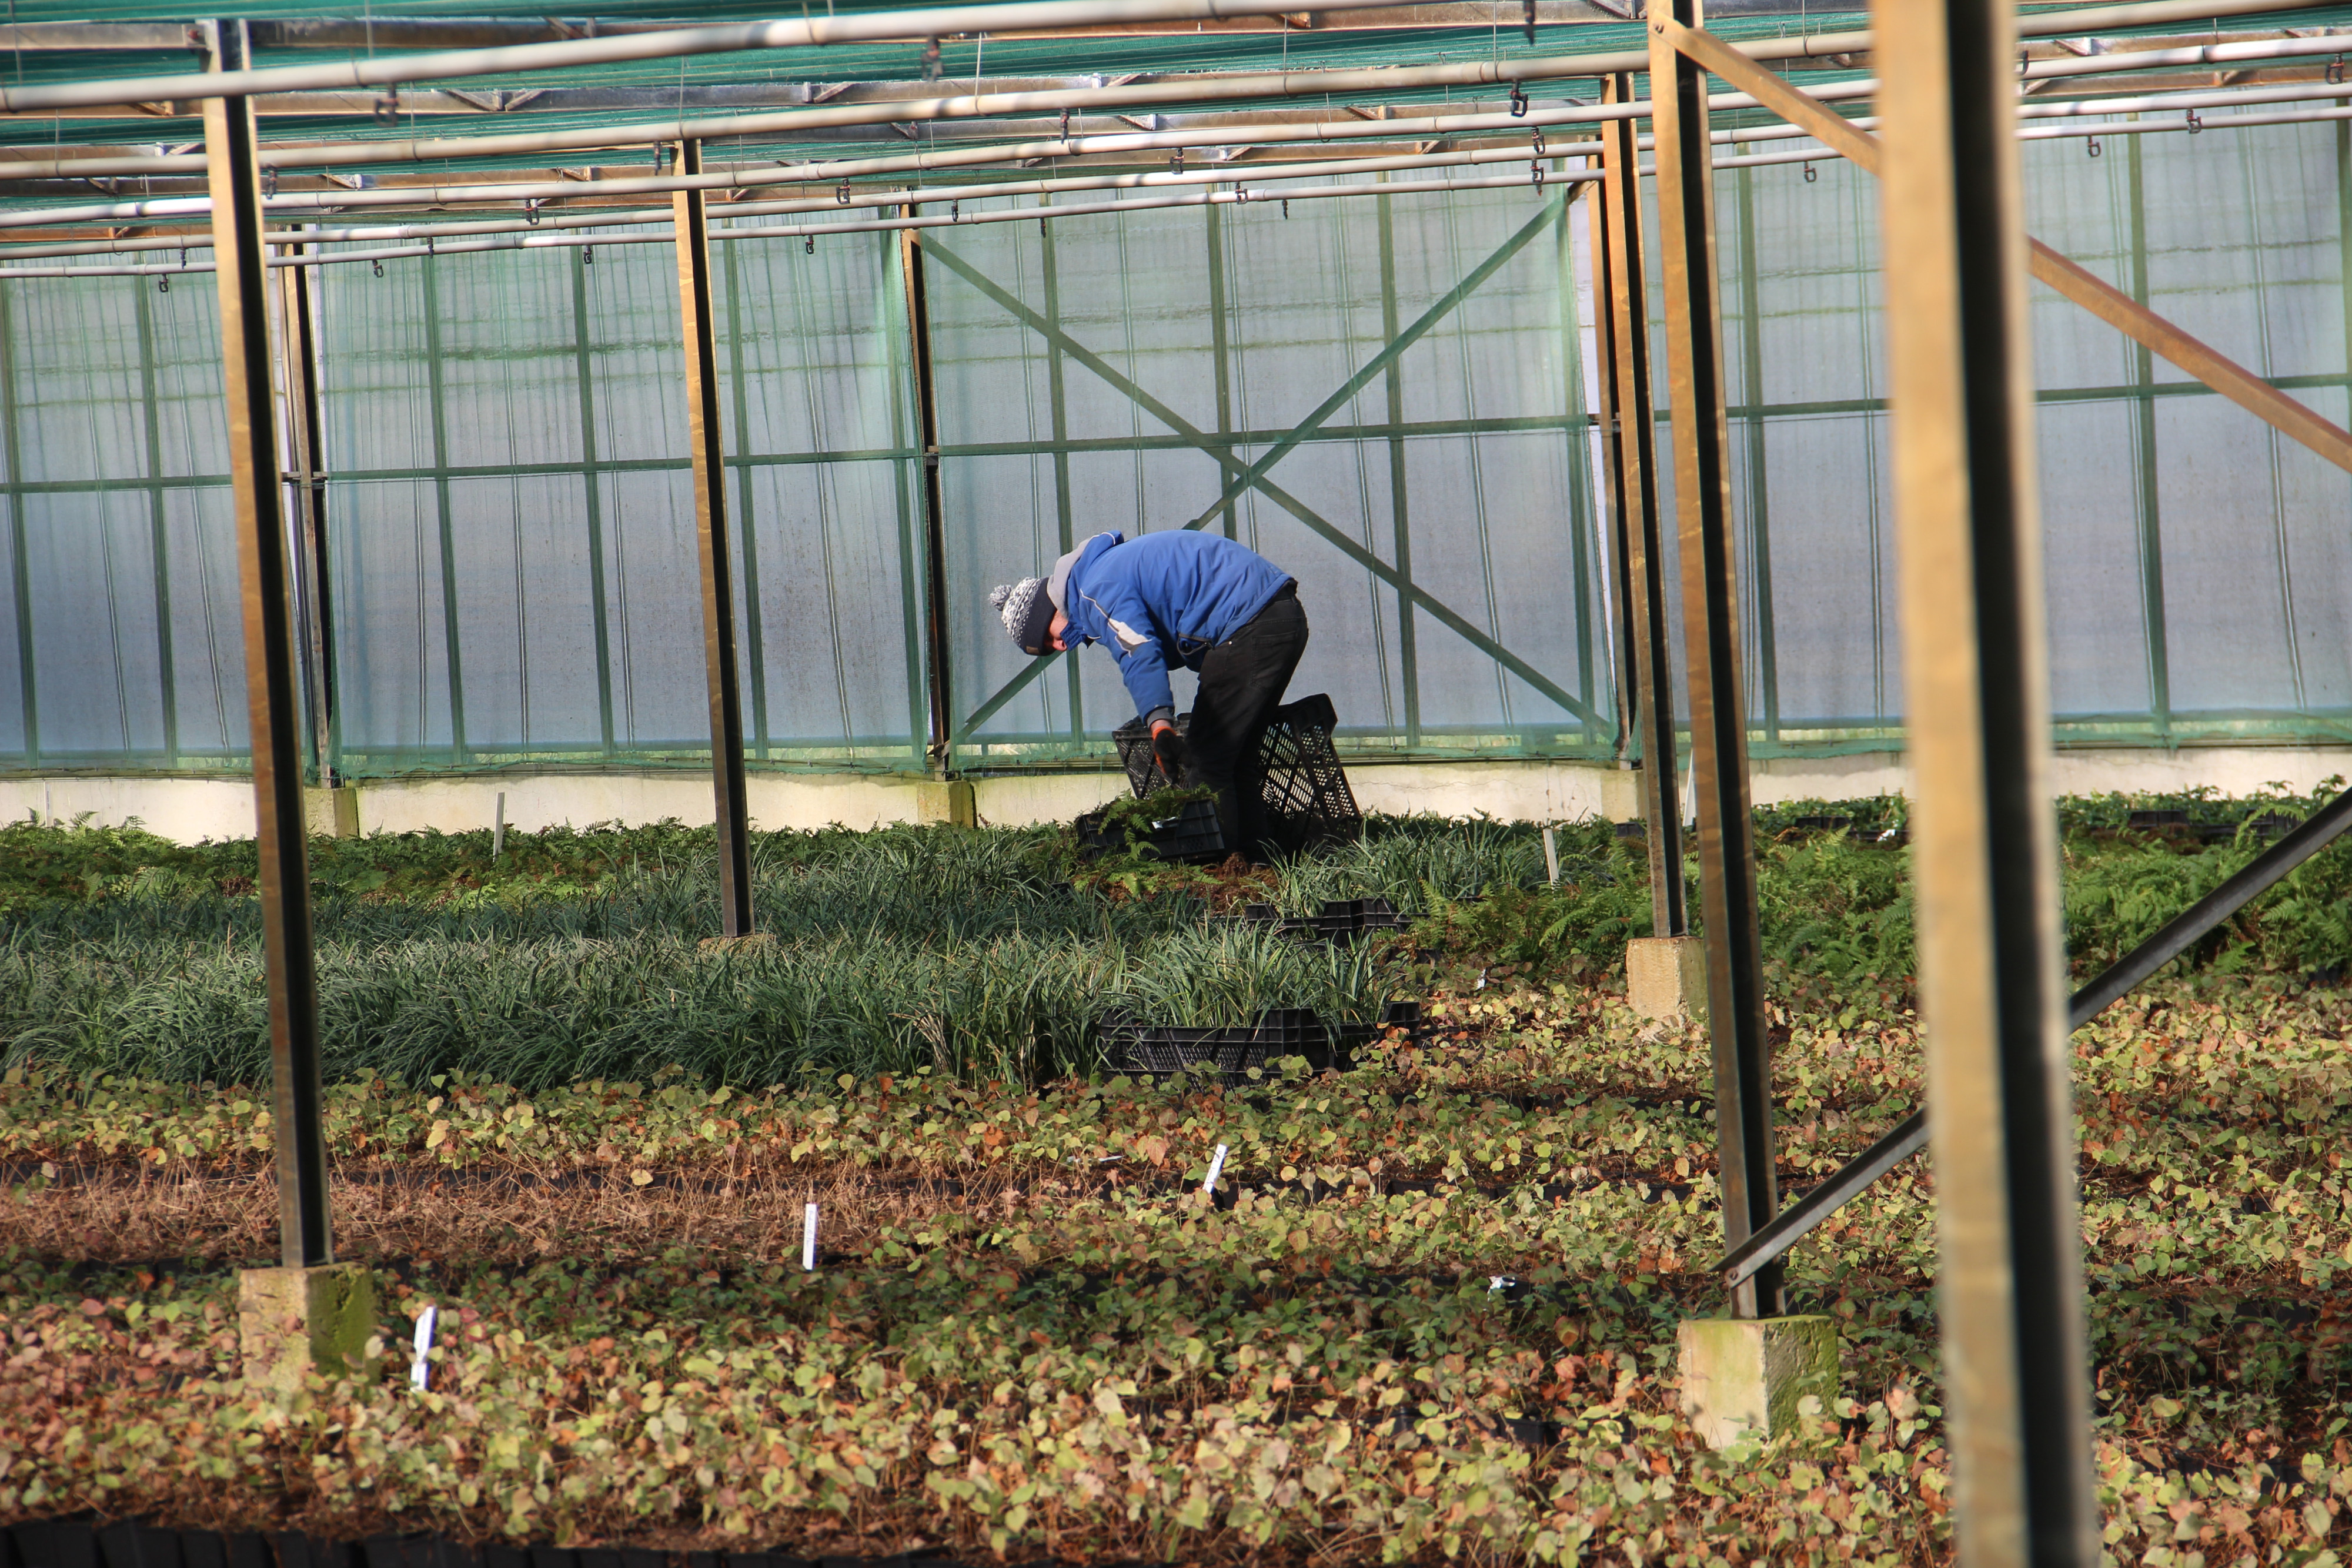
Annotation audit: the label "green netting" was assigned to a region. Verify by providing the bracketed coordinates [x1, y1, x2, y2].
[2, 113, 2350, 780]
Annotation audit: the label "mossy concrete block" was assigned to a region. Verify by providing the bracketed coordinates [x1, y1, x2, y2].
[1627, 935, 1708, 1022]
[915, 778, 977, 827]
[302, 785, 360, 839]
[238, 1263, 376, 1392]
[1677, 1315, 1840, 1449]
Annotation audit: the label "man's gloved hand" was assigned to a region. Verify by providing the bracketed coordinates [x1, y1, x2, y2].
[1151, 723, 1188, 779]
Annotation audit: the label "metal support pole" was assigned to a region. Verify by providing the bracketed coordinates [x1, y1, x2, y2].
[672, 138, 755, 937]
[203, 16, 330, 1271]
[1646, 0, 1777, 1318]
[275, 240, 334, 782]
[134, 282, 181, 768]
[1584, 157, 1636, 762]
[1876, 1, 2097, 1563]
[898, 215, 955, 769]
[1599, 71, 1686, 935]
[0, 280, 30, 769]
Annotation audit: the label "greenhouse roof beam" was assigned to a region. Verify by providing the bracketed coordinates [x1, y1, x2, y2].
[0, 0, 2328, 151]
[0, 0, 1428, 113]
[1672, 14, 2352, 472]
[0, 163, 1602, 276]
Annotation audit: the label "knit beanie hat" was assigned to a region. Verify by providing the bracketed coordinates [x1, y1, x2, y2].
[988, 576, 1058, 656]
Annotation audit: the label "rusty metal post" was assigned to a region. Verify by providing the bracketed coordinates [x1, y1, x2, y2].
[274, 239, 335, 783]
[1585, 154, 1636, 760]
[1876, 1, 2097, 1562]
[203, 16, 330, 1269]
[673, 139, 755, 937]
[1599, 70, 1686, 935]
[1646, 0, 1778, 1318]
[898, 215, 955, 770]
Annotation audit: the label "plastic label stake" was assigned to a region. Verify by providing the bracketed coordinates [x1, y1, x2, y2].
[1542, 825, 1560, 885]
[1202, 1144, 1228, 1193]
[803, 1202, 818, 1271]
[409, 1305, 438, 1390]
[492, 791, 506, 861]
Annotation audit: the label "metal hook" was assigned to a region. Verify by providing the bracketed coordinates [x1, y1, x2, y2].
[2087, 134, 2102, 157]
[1509, 83, 1528, 118]
[1059, 107, 1071, 140]
[804, 233, 814, 255]
[373, 86, 399, 126]
[2331, 54, 2346, 85]
[583, 245, 594, 265]
[1531, 159, 1545, 186]
[2186, 109, 2202, 134]
[1169, 148, 1184, 174]
[156, 275, 168, 294]
[261, 167, 277, 198]
[1040, 215, 1048, 235]
[951, 199, 961, 222]
[372, 259, 384, 277]
[179, 247, 188, 269]
[921, 37, 941, 81]
[1522, 0, 1535, 47]
[836, 180, 851, 205]
[1803, 159, 1818, 183]
[1281, 198, 1290, 218]
[524, 199, 542, 225]
[1531, 129, 1545, 156]
[425, 235, 436, 255]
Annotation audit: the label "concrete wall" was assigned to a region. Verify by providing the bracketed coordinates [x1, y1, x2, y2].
[8, 745, 2350, 844]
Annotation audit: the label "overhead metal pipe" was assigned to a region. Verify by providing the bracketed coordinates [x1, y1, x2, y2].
[0, 0, 1418, 113]
[0, 165, 1601, 277]
[22, 85, 2352, 268]
[0, 137, 1601, 256]
[0, 123, 1613, 229]
[0, 0, 2326, 175]
[12, 41, 2350, 230]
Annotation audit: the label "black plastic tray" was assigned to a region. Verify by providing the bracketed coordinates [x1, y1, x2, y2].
[1073, 797, 1225, 863]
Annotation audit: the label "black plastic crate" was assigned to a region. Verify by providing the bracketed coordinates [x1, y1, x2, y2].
[1613, 819, 1647, 842]
[1101, 1005, 1391, 1079]
[1074, 797, 1226, 863]
[1111, 713, 1190, 801]
[1311, 896, 1408, 943]
[1100, 1011, 1268, 1078]
[2126, 808, 2193, 833]
[1248, 693, 1362, 853]
[1321, 1001, 1426, 1071]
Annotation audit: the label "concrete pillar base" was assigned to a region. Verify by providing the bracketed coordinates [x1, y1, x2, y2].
[1626, 935, 1707, 1021]
[915, 778, 977, 827]
[1677, 1315, 1839, 1449]
[302, 785, 360, 839]
[238, 1263, 376, 1392]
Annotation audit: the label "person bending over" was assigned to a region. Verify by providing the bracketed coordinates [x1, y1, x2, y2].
[990, 530, 1308, 850]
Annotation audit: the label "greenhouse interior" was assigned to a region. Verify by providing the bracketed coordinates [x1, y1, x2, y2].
[2, 2, 2350, 1566]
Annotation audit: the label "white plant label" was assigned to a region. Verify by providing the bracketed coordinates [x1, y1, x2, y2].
[1203, 1144, 1228, 1193]
[409, 1305, 437, 1390]
[803, 1201, 819, 1271]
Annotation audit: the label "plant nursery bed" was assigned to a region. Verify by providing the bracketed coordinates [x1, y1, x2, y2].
[4, 801, 2352, 1566]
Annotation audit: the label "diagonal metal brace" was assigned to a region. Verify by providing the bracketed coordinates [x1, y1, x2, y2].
[1720, 782, 2352, 1288]
[1658, 15, 2352, 477]
[927, 195, 1595, 742]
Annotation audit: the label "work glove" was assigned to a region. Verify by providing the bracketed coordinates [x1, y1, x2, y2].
[1151, 724, 1189, 780]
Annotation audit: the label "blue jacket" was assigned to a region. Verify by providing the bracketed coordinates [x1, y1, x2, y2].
[1060, 530, 1294, 726]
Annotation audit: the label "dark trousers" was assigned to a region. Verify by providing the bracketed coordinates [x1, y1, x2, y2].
[1183, 589, 1308, 853]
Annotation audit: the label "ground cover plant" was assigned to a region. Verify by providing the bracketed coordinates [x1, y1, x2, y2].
[2, 791, 2350, 1563]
